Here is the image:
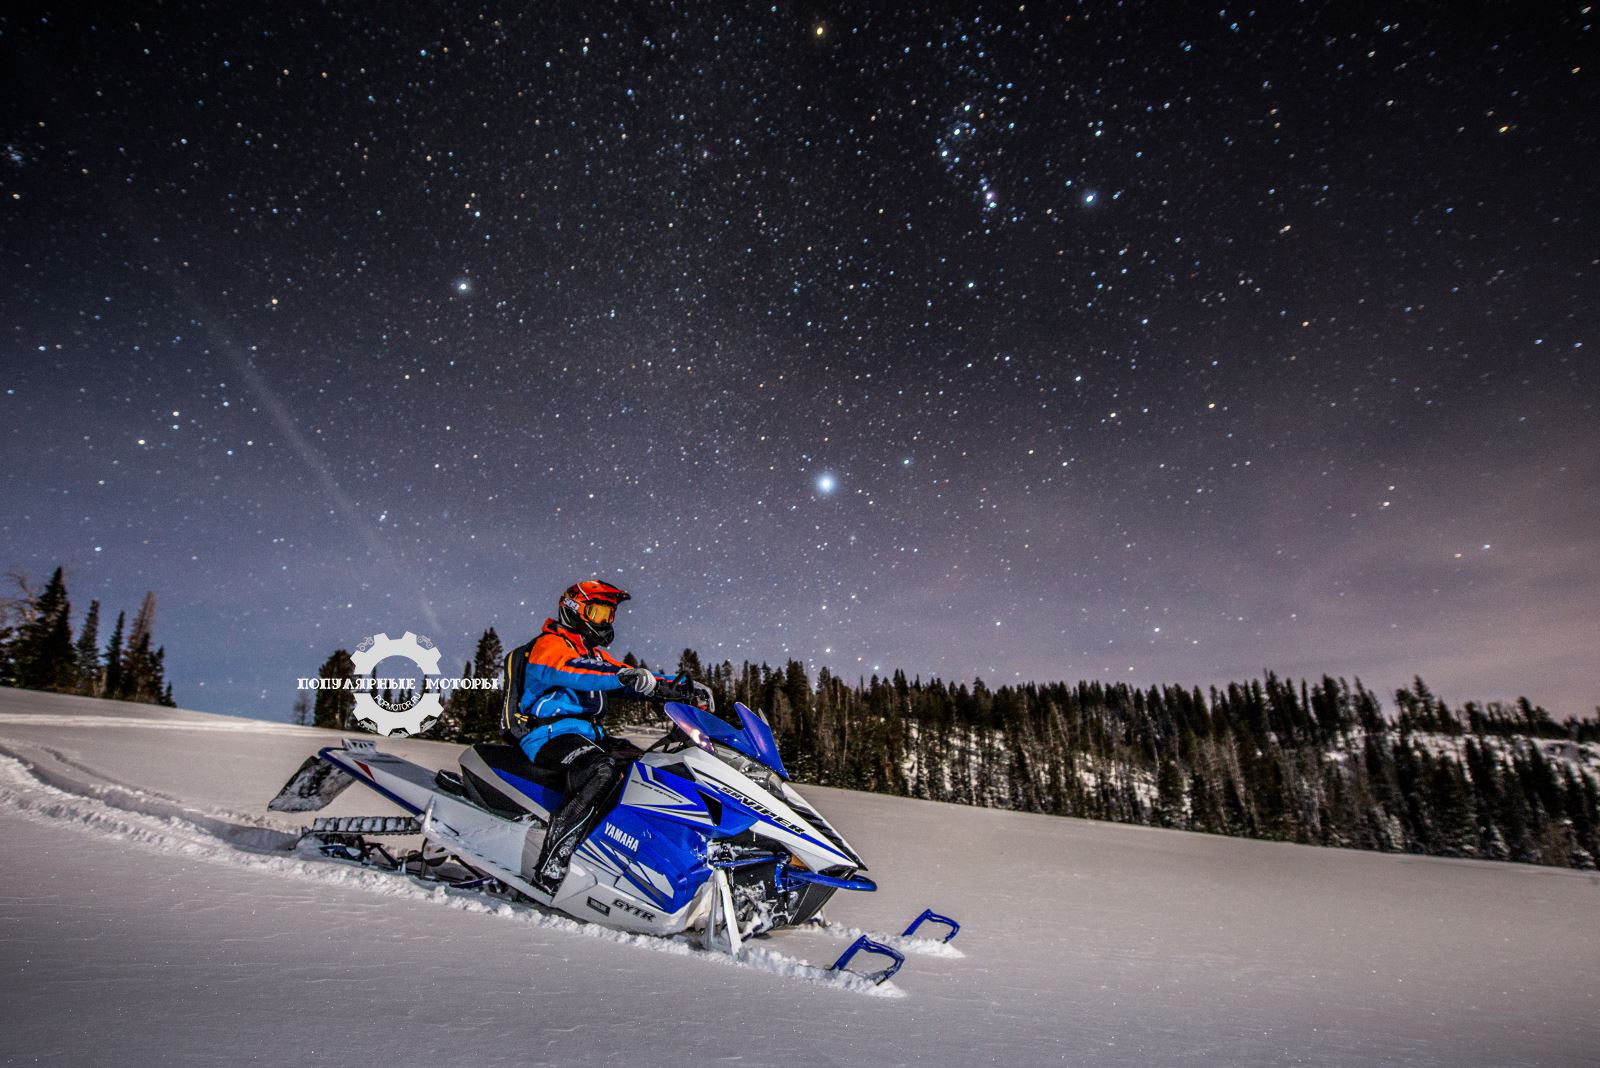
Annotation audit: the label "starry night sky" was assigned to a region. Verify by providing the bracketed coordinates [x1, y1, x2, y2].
[3, 3, 1596, 718]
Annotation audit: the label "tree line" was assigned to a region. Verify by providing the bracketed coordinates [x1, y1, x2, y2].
[0, 566, 174, 706]
[14, 572, 1589, 872]
[306, 627, 1600, 871]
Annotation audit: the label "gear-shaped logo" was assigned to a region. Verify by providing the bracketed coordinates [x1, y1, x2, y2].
[348, 631, 443, 736]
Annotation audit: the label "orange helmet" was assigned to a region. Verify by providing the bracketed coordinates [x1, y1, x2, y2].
[557, 580, 630, 647]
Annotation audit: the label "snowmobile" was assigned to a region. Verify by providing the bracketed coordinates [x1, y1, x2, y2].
[268, 689, 955, 981]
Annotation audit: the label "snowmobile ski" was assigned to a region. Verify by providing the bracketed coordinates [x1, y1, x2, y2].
[902, 908, 961, 943]
[829, 934, 906, 984]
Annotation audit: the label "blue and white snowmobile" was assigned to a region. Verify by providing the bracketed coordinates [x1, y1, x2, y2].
[269, 696, 954, 980]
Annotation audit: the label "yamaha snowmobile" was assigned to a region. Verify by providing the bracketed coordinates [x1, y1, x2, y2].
[268, 693, 951, 979]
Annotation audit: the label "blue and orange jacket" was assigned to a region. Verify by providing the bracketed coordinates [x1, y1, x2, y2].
[513, 619, 665, 762]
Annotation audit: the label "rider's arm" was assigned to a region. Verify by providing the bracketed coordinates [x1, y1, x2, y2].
[524, 653, 631, 694]
[591, 648, 677, 694]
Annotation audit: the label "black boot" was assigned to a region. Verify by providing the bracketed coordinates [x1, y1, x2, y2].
[531, 751, 626, 894]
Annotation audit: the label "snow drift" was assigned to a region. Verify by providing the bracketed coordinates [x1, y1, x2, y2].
[0, 688, 1595, 1067]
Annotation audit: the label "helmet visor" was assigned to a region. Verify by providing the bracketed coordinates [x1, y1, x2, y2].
[580, 601, 617, 626]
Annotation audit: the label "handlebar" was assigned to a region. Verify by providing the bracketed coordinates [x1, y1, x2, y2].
[653, 671, 702, 705]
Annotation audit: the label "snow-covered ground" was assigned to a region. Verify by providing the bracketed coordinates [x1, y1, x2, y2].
[0, 689, 1595, 1067]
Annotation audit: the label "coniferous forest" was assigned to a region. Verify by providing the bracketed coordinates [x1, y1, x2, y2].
[7, 568, 1595, 874]
[0, 566, 174, 707]
[419, 632, 1600, 872]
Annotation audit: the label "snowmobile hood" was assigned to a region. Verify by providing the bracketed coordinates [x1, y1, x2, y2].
[663, 701, 790, 781]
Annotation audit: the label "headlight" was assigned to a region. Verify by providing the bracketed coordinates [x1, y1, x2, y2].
[685, 724, 716, 755]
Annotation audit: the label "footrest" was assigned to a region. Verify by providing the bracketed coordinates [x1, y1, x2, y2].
[829, 934, 906, 984]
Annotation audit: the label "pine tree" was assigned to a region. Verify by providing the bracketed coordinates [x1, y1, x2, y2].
[438, 659, 472, 739]
[462, 627, 505, 740]
[1559, 767, 1595, 868]
[1154, 759, 1185, 827]
[118, 593, 165, 703]
[677, 648, 705, 681]
[312, 650, 356, 729]
[74, 600, 102, 696]
[1429, 757, 1476, 857]
[0, 622, 13, 688]
[1187, 768, 1219, 833]
[15, 567, 77, 692]
[103, 611, 126, 698]
[152, 647, 172, 706]
[121, 628, 152, 699]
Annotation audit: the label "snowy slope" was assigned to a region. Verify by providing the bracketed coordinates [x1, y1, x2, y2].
[0, 689, 1595, 1067]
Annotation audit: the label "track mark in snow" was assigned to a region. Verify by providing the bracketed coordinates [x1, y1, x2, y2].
[34, 743, 212, 809]
[0, 712, 314, 735]
[0, 750, 902, 998]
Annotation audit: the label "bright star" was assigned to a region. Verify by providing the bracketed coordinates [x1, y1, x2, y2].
[1082, 191, 1098, 206]
[816, 473, 837, 494]
[454, 279, 472, 294]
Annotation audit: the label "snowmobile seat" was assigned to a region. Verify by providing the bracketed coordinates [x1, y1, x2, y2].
[459, 743, 566, 818]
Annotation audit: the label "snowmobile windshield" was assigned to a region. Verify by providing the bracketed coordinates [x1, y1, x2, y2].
[663, 701, 790, 781]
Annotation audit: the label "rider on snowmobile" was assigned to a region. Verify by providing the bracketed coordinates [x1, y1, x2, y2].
[505, 580, 709, 893]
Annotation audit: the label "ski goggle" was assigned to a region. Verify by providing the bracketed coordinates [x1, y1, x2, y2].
[580, 601, 617, 625]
